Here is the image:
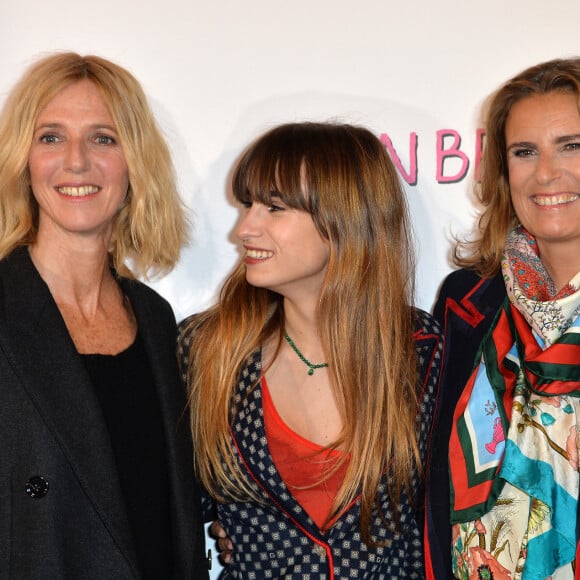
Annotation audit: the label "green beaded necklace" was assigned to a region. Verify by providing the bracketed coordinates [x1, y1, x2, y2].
[284, 332, 328, 376]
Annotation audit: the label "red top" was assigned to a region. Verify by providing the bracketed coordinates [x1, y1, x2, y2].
[262, 376, 348, 530]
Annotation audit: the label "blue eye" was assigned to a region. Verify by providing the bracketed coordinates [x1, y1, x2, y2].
[39, 134, 59, 144]
[95, 134, 115, 145]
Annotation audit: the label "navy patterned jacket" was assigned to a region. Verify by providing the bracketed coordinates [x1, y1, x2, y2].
[179, 309, 442, 579]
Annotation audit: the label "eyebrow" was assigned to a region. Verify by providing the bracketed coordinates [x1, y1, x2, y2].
[507, 134, 580, 150]
[506, 141, 535, 150]
[33, 122, 119, 133]
[555, 134, 580, 144]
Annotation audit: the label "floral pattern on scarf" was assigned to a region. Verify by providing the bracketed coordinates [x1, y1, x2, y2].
[450, 226, 580, 580]
[504, 226, 580, 346]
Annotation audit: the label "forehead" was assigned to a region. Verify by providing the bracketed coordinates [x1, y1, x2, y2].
[36, 80, 113, 125]
[505, 91, 580, 139]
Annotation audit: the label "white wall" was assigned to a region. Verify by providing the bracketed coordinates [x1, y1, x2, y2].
[2, 1, 579, 575]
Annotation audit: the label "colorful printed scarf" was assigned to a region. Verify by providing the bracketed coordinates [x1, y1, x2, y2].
[449, 226, 580, 579]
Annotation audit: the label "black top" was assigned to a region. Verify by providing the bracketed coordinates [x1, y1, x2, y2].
[82, 332, 174, 579]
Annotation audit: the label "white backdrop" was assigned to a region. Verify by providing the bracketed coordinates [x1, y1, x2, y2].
[2, 1, 579, 575]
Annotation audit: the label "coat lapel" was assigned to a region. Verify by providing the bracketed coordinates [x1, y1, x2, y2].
[120, 278, 201, 577]
[428, 269, 506, 577]
[0, 248, 138, 572]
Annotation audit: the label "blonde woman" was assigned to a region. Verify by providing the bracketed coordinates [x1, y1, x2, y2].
[0, 53, 207, 578]
[179, 122, 442, 577]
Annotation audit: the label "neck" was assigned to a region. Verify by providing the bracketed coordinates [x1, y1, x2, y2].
[283, 297, 318, 337]
[282, 298, 326, 363]
[29, 236, 115, 314]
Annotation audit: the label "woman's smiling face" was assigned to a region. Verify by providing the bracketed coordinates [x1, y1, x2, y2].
[506, 91, 580, 256]
[236, 196, 330, 301]
[28, 79, 129, 243]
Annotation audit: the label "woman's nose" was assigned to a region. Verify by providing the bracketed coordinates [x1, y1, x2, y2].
[236, 203, 264, 240]
[63, 139, 90, 172]
[534, 152, 561, 184]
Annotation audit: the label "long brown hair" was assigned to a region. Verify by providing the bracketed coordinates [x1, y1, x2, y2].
[456, 57, 580, 276]
[0, 52, 188, 278]
[186, 122, 420, 545]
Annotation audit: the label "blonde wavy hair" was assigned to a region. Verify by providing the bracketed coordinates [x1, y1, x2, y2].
[186, 122, 420, 545]
[0, 51, 188, 278]
[456, 57, 580, 277]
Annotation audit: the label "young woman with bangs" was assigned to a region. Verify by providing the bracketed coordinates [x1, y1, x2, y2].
[179, 122, 442, 578]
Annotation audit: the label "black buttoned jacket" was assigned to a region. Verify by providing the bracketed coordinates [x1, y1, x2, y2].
[0, 247, 207, 579]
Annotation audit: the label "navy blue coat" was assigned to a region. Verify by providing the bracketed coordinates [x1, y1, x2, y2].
[426, 269, 505, 578]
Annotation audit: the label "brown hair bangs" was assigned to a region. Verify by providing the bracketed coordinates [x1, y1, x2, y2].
[231, 123, 342, 215]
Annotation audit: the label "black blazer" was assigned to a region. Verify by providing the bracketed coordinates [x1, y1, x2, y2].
[426, 268, 505, 578]
[0, 247, 207, 579]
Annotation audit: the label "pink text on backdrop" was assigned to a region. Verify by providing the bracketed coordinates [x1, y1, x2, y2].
[379, 129, 486, 186]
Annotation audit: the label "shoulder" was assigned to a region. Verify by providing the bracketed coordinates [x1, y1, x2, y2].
[413, 307, 441, 339]
[0, 246, 38, 287]
[0, 247, 53, 317]
[177, 311, 208, 349]
[0, 245, 30, 269]
[412, 308, 443, 400]
[413, 308, 443, 364]
[118, 277, 174, 320]
[176, 311, 211, 379]
[436, 267, 504, 307]
[412, 309, 443, 460]
[434, 268, 505, 331]
[438, 268, 488, 301]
